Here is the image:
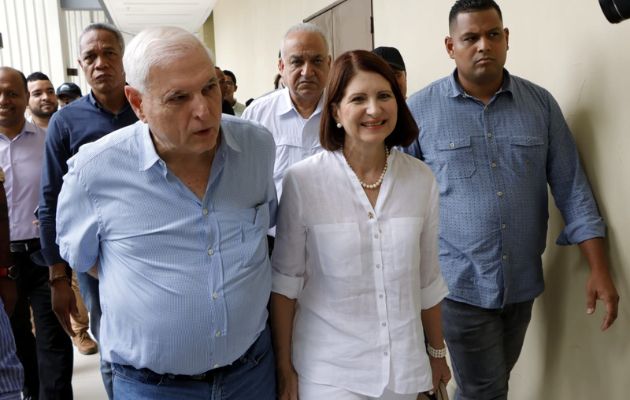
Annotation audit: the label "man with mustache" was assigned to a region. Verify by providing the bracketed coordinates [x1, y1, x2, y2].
[405, 1, 619, 399]
[38, 23, 138, 399]
[242, 23, 331, 248]
[0, 66, 73, 400]
[26, 72, 58, 130]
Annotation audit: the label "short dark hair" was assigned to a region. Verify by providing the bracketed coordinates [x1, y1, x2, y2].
[449, 0, 503, 28]
[223, 70, 237, 85]
[320, 50, 418, 151]
[26, 71, 51, 83]
[80, 22, 125, 52]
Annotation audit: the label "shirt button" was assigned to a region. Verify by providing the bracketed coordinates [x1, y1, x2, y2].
[379, 294, 384, 299]
[375, 264, 381, 269]
[213, 364, 220, 369]
[381, 322, 387, 327]
[374, 234, 379, 239]
[497, 191, 504, 197]
[212, 292, 219, 300]
[203, 208, 209, 216]
[502, 254, 508, 261]
[384, 351, 389, 357]
[215, 330, 222, 337]
[491, 162, 497, 168]
[449, 142, 455, 148]
[487, 132, 493, 138]
[501, 224, 507, 229]
[368, 212, 374, 219]
[208, 248, 214, 256]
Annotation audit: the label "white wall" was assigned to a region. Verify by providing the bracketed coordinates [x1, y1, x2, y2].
[0, 0, 108, 95]
[212, 1, 630, 398]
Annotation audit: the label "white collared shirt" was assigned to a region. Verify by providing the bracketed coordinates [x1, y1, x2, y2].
[272, 149, 448, 396]
[242, 88, 323, 202]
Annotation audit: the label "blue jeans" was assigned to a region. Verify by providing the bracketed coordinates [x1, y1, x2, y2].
[441, 298, 534, 400]
[76, 271, 112, 399]
[112, 325, 276, 399]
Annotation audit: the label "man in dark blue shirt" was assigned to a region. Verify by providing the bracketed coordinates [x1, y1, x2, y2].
[38, 22, 137, 399]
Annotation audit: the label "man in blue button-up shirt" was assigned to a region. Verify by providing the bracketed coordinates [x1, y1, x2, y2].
[56, 27, 277, 399]
[405, 1, 619, 399]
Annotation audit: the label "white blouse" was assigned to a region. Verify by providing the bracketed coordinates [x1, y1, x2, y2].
[272, 149, 448, 397]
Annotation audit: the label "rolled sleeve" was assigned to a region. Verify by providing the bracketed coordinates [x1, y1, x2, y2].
[271, 170, 307, 299]
[419, 176, 448, 309]
[271, 270, 304, 299]
[56, 160, 101, 272]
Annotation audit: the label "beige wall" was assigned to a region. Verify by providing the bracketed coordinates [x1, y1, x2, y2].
[211, 1, 629, 398]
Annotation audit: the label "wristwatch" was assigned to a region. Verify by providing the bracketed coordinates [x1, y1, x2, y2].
[0, 265, 17, 280]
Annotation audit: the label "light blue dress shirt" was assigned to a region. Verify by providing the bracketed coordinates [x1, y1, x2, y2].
[405, 70, 605, 309]
[57, 115, 277, 375]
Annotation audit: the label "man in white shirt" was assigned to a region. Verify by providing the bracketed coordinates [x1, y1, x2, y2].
[242, 23, 331, 207]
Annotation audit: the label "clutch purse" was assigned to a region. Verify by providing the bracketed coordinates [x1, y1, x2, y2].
[417, 381, 449, 400]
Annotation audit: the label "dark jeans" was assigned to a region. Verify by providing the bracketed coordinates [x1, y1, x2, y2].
[10, 248, 73, 400]
[75, 271, 112, 399]
[442, 298, 534, 400]
[112, 325, 276, 400]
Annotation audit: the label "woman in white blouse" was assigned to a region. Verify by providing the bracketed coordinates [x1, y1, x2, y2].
[271, 50, 451, 400]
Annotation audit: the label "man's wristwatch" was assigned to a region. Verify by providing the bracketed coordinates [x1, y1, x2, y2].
[0, 265, 17, 280]
[48, 271, 71, 287]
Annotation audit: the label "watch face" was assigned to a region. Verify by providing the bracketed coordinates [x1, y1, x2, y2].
[8, 266, 18, 280]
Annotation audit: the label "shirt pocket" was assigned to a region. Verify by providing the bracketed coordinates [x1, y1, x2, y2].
[509, 136, 546, 177]
[220, 204, 269, 269]
[311, 222, 362, 278]
[389, 217, 423, 272]
[437, 137, 477, 179]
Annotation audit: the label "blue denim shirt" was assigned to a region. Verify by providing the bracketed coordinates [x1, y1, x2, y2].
[56, 116, 277, 374]
[405, 70, 605, 308]
[38, 92, 138, 265]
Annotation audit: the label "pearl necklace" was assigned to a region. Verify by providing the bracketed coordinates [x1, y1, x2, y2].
[345, 147, 390, 190]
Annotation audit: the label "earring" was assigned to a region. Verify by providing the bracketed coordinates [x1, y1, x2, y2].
[336, 122, 342, 129]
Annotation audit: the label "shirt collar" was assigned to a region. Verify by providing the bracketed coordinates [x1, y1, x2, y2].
[447, 68, 513, 98]
[88, 90, 133, 115]
[138, 119, 241, 172]
[277, 87, 324, 119]
[0, 120, 41, 141]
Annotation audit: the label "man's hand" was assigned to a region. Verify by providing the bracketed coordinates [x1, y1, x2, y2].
[0, 278, 17, 316]
[586, 270, 619, 331]
[50, 279, 79, 336]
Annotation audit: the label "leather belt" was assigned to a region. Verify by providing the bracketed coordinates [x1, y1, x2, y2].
[10, 238, 41, 253]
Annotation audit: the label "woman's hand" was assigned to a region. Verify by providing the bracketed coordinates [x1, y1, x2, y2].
[429, 356, 451, 393]
[276, 364, 299, 400]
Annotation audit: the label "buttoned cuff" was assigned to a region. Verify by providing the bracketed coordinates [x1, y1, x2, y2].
[271, 270, 304, 299]
[556, 215, 606, 246]
[420, 275, 449, 310]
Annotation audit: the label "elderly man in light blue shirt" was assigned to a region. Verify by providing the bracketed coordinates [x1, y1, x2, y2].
[56, 27, 277, 399]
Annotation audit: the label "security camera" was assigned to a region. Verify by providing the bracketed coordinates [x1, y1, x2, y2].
[599, 0, 630, 23]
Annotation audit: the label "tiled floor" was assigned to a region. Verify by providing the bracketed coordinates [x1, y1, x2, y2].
[72, 347, 108, 399]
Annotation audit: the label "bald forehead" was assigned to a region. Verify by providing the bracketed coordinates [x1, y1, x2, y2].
[0, 68, 27, 94]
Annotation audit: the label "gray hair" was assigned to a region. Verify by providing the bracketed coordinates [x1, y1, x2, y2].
[79, 23, 125, 52]
[123, 26, 214, 94]
[280, 23, 329, 59]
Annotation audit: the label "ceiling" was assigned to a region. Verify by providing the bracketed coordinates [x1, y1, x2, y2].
[100, 0, 217, 35]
